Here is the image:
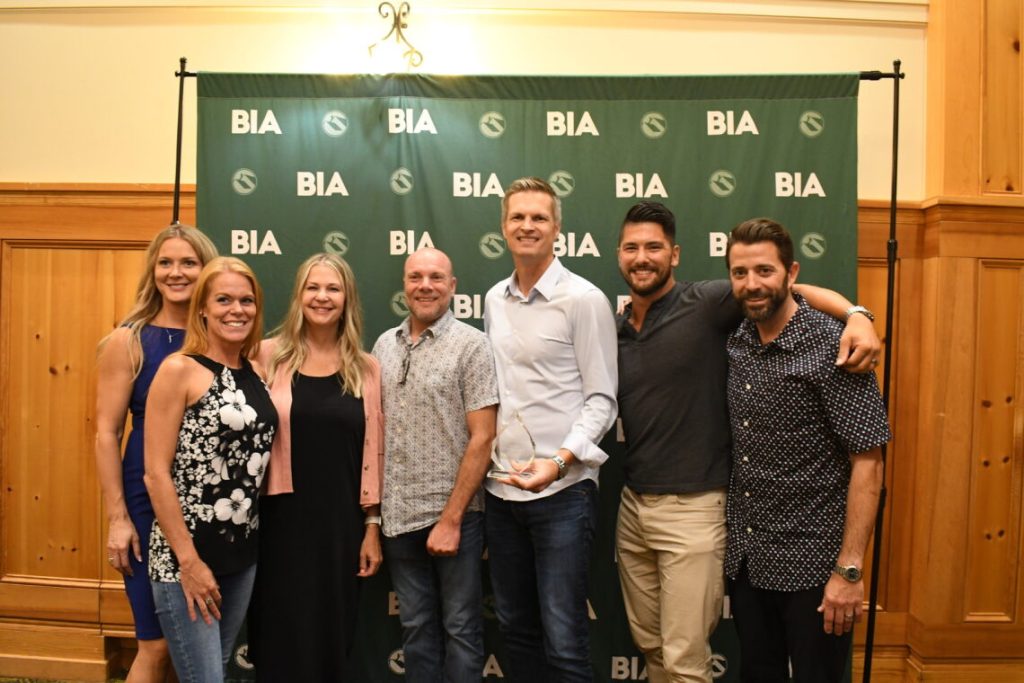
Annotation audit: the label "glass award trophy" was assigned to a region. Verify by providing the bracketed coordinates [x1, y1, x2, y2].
[487, 410, 536, 479]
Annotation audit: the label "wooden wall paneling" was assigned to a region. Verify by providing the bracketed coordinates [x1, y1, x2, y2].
[982, 0, 1022, 195]
[4, 245, 106, 580]
[908, 256, 979, 638]
[0, 622, 112, 682]
[926, 0, 984, 197]
[964, 260, 1023, 621]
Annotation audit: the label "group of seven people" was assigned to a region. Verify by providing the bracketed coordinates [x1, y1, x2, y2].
[95, 176, 890, 683]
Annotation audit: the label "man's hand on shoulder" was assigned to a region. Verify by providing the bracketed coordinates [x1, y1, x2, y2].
[836, 312, 881, 374]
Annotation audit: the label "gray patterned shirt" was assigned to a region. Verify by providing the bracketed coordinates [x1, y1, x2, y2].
[372, 311, 498, 537]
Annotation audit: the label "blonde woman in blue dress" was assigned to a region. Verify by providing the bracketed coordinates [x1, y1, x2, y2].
[95, 224, 217, 682]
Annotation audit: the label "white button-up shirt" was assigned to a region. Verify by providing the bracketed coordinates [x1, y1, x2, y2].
[484, 258, 618, 501]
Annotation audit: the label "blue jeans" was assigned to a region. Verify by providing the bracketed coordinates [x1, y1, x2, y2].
[383, 512, 485, 683]
[151, 563, 256, 683]
[485, 480, 598, 683]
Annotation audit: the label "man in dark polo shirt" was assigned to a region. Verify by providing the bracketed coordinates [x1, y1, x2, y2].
[614, 201, 880, 683]
[724, 217, 890, 682]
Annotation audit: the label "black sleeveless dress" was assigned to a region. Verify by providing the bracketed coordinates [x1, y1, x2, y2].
[250, 372, 366, 681]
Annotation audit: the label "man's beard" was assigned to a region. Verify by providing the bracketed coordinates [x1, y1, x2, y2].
[739, 282, 789, 322]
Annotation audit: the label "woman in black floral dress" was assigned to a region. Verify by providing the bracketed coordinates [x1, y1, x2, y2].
[144, 257, 277, 683]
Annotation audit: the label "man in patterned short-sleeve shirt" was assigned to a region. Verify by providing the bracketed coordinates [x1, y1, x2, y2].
[724, 218, 891, 683]
[372, 248, 498, 683]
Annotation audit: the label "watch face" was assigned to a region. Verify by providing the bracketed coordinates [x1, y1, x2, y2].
[838, 565, 862, 581]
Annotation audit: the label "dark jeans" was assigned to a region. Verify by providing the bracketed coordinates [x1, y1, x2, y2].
[729, 561, 852, 683]
[383, 512, 485, 683]
[485, 480, 598, 683]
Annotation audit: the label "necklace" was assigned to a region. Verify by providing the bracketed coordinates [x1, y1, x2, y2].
[165, 327, 183, 345]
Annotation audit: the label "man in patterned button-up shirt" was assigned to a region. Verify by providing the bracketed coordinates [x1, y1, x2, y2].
[724, 218, 891, 683]
[372, 248, 498, 683]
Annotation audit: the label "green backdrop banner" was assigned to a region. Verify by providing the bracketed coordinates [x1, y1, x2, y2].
[196, 72, 859, 682]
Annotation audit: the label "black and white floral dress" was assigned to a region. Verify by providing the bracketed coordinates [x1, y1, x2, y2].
[149, 355, 278, 581]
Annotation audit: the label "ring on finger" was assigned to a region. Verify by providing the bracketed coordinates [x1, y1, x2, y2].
[205, 597, 215, 606]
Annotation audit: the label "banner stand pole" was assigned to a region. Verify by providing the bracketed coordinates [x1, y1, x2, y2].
[172, 56, 197, 225]
[858, 59, 904, 683]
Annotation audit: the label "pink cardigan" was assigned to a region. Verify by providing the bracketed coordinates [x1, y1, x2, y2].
[263, 351, 384, 508]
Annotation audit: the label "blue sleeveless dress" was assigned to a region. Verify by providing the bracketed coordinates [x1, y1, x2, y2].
[122, 324, 184, 640]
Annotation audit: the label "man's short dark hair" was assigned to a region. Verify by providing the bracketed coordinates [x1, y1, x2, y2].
[619, 201, 676, 244]
[726, 217, 794, 270]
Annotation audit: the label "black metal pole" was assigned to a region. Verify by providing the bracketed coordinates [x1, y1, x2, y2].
[172, 57, 196, 225]
[860, 59, 903, 683]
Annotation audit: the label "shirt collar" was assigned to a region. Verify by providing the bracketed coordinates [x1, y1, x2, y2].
[618, 282, 681, 334]
[396, 309, 455, 344]
[504, 257, 564, 302]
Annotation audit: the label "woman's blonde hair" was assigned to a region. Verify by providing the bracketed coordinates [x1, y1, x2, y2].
[98, 223, 218, 374]
[267, 253, 368, 397]
[180, 257, 265, 360]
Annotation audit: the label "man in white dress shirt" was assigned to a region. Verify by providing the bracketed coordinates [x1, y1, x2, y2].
[484, 176, 618, 683]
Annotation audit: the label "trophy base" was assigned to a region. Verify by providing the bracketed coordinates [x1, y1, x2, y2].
[487, 469, 533, 480]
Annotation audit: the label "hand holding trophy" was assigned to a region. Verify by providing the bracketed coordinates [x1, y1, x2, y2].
[487, 410, 536, 480]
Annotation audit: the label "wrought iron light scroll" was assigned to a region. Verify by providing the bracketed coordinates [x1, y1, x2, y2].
[367, 2, 423, 69]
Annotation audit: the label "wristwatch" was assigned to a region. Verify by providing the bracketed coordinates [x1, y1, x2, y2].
[551, 454, 568, 480]
[845, 305, 875, 322]
[364, 515, 382, 526]
[833, 563, 863, 582]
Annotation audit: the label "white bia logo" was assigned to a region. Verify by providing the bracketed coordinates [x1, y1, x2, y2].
[554, 233, 600, 258]
[709, 232, 727, 257]
[297, 171, 349, 197]
[453, 294, 483, 320]
[615, 173, 668, 198]
[610, 656, 647, 680]
[707, 110, 758, 136]
[231, 109, 281, 135]
[390, 230, 435, 255]
[388, 108, 437, 134]
[482, 654, 505, 677]
[611, 654, 727, 680]
[775, 172, 826, 197]
[547, 111, 599, 136]
[231, 230, 281, 255]
[453, 172, 503, 197]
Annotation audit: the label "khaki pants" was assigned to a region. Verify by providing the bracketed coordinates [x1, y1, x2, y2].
[615, 486, 727, 683]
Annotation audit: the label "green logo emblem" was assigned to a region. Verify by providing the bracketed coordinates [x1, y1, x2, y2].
[799, 111, 825, 138]
[390, 168, 414, 195]
[390, 291, 410, 317]
[322, 111, 349, 137]
[548, 170, 575, 197]
[479, 232, 506, 259]
[709, 170, 736, 197]
[231, 169, 257, 196]
[479, 111, 506, 138]
[641, 112, 667, 139]
[800, 232, 827, 259]
[322, 231, 350, 256]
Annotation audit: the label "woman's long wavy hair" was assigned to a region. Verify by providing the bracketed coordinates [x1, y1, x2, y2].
[98, 223, 218, 376]
[267, 253, 369, 398]
[180, 257, 265, 361]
